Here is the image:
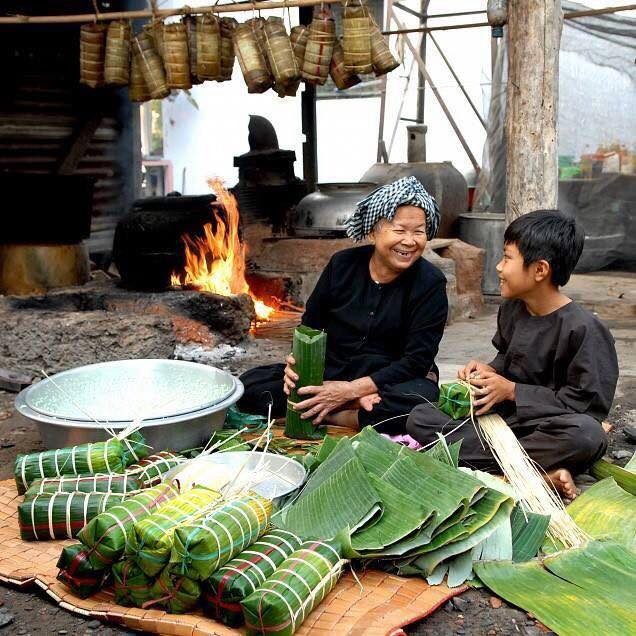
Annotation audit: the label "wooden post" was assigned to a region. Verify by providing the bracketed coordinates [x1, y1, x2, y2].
[505, 1, 563, 223]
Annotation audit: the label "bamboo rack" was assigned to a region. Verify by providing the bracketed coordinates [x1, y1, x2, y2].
[0, 2, 633, 25]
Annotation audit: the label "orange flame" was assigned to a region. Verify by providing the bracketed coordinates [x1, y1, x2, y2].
[170, 179, 275, 321]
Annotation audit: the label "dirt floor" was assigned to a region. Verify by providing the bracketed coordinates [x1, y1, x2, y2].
[0, 272, 634, 635]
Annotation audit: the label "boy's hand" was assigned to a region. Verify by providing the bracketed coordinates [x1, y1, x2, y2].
[470, 371, 516, 415]
[457, 360, 496, 381]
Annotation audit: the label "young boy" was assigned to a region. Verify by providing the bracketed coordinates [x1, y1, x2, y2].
[406, 210, 618, 498]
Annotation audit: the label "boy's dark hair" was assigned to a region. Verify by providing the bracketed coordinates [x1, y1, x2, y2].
[504, 210, 584, 287]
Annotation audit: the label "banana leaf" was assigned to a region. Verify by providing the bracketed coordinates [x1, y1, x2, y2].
[350, 473, 434, 554]
[590, 457, 636, 495]
[14, 438, 128, 495]
[203, 528, 304, 627]
[241, 538, 345, 636]
[148, 566, 202, 613]
[273, 437, 382, 540]
[285, 326, 327, 440]
[127, 451, 184, 487]
[112, 559, 155, 607]
[475, 540, 636, 636]
[57, 543, 109, 599]
[126, 486, 221, 576]
[170, 493, 272, 581]
[437, 382, 472, 420]
[26, 473, 143, 497]
[425, 438, 462, 468]
[77, 482, 179, 569]
[546, 477, 636, 552]
[625, 452, 636, 472]
[510, 507, 549, 562]
[444, 550, 473, 588]
[19, 491, 127, 541]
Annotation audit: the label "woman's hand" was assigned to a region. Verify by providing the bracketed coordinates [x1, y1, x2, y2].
[470, 372, 516, 415]
[457, 359, 496, 381]
[283, 354, 297, 396]
[357, 393, 382, 412]
[294, 381, 356, 424]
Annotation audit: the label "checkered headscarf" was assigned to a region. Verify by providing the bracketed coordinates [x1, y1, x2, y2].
[345, 176, 440, 242]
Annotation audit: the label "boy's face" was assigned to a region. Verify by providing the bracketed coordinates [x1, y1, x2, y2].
[496, 242, 540, 298]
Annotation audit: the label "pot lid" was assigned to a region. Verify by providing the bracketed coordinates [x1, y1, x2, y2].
[24, 359, 237, 423]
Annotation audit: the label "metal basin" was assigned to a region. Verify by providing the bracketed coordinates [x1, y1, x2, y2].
[15, 359, 244, 452]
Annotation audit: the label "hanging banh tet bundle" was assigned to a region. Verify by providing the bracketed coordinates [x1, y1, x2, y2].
[241, 538, 346, 636]
[250, 17, 273, 75]
[438, 381, 473, 420]
[126, 451, 184, 488]
[19, 491, 126, 541]
[133, 31, 169, 99]
[285, 326, 327, 439]
[163, 22, 192, 90]
[183, 15, 202, 84]
[203, 529, 303, 627]
[80, 23, 107, 88]
[57, 543, 109, 599]
[196, 14, 221, 81]
[129, 47, 151, 102]
[301, 5, 337, 86]
[146, 566, 202, 614]
[330, 39, 362, 90]
[15, 437, 131, 495]
[290, 25, 309, 72]
[262, 18, 300, 98]
[26, 472, 143, 497]
[126, 485, 221, 576]
[170, 493, 272, 581]
[144, 19, 166, 60]
[219, 17, 238, 82]
[104, 20, 131, 85]
[112, 559, 155, 607]
[367, 9, 399, 76]
[342, 0, 373, 74]
[77, 482, 179, 569]
[233, 21, 272, 94]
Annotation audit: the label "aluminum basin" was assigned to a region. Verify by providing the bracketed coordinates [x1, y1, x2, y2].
[15, 359, 244, 452]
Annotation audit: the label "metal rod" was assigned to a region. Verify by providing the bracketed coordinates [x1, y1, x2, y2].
[376, 0, 395, 163]
[415, 0, 430, 125]
[383, 22, 490, 35]
[428, 32, 487, 130]
[393, 4, 486, 21]
[564, 4, 636, 19]
[392, 10, 480, 174]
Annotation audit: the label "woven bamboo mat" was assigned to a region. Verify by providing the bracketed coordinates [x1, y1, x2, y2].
[0, 479, 465, 635]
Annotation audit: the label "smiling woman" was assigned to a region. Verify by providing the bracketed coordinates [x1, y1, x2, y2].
[238, 177, 449, 434]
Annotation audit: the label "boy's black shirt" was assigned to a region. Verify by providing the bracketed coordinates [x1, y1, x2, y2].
[490, 299, 618, 423]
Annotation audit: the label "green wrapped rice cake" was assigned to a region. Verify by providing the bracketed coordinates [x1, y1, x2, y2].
[18, 491, 126, 541]
[171, 493, 272, 581]
[77, 482, 179, 569]
[437, 382, 473, 420]
[203, 528, 303, 627]
[112, 559, 155, 607]
[14, 434, 146, 495]
[25, 472, 143, 497]
[126, 486, 221, 576]
[57, 543, 109, 599]
[147, 566, 202, 614]
[241, 538, 346, 636]
[126, 451, 183, 487]
[119, 431, 150, 465]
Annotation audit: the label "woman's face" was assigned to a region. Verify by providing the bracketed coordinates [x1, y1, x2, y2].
[369, 205, 428, 274]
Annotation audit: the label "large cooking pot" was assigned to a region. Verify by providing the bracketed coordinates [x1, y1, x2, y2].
[290, 182, 377, 237]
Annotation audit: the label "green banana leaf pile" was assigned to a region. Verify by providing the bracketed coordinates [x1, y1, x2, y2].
[126, 486, 222, 576]
[203, 528, 304, 627]
[18, 491, 127, 541]
[273, 428, 519, 587]
[14, 432, 149, 494]
[170, 493, 272, 581]
[241, 538, 345, 636]
[26, 473, 143, 496]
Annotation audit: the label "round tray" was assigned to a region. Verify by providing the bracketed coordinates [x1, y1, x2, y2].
[22, 359, 238, 423]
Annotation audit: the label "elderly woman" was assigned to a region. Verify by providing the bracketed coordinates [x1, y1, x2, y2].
[237, 176, 448, 432]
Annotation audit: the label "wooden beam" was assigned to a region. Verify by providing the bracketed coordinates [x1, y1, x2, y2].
[428, 32, 487, 131]
[505, 0, 563, 222]
[376, 0, 395, 162]
[392, 11, 480, 174]
[56, 112, 103, 175]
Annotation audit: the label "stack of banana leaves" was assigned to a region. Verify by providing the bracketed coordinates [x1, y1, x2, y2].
[273, 427, 519, 587]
